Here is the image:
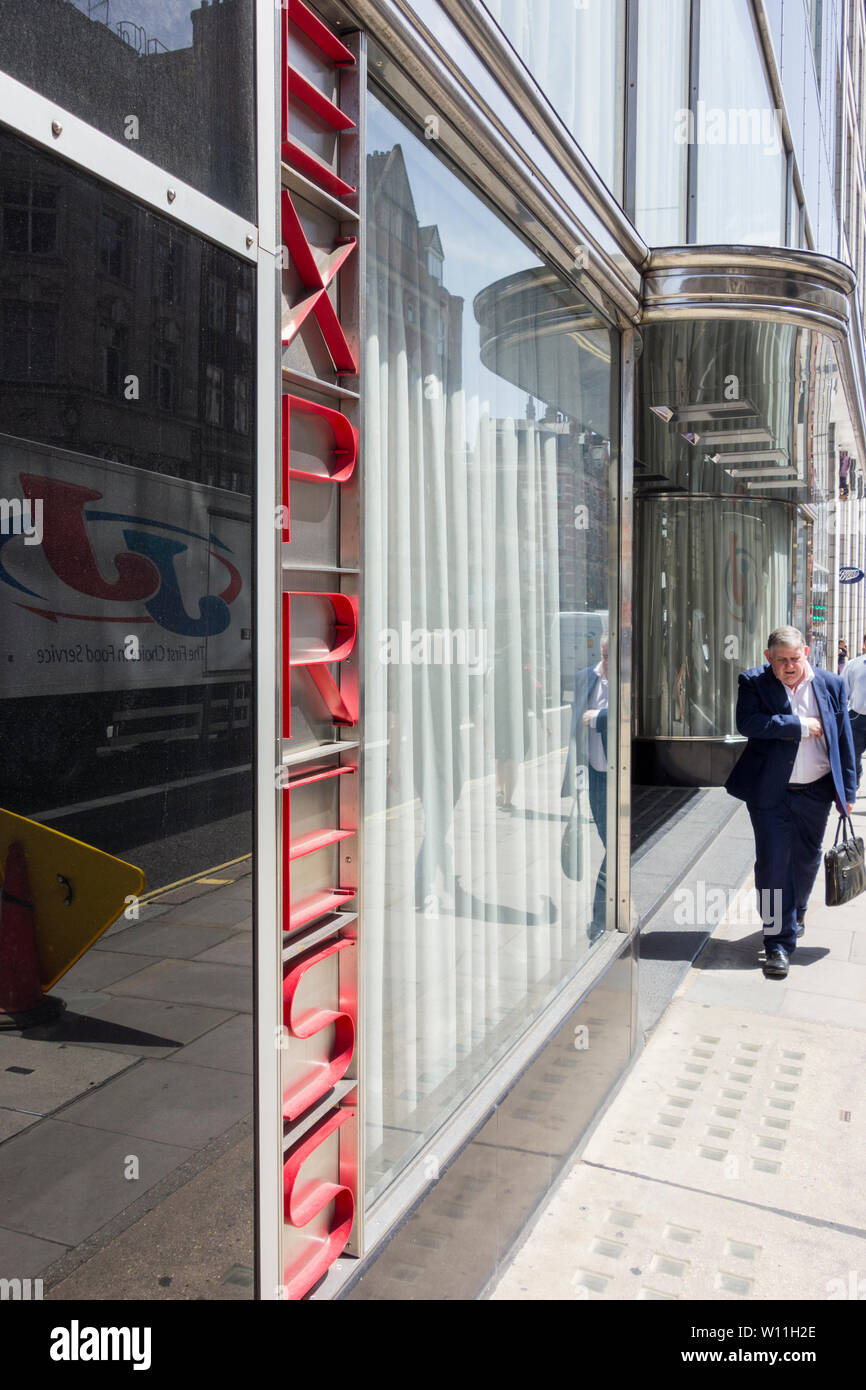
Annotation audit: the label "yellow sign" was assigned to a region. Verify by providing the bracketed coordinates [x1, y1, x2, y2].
[0, 809, 145, 990]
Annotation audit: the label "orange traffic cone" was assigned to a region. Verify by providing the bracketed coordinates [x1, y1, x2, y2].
[0, 842, 64, 1029]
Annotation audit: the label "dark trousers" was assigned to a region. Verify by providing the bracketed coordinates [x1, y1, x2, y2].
[588, 765, 607, 933]
[747, 772, 834, 953]
[850, 711, 866, 788]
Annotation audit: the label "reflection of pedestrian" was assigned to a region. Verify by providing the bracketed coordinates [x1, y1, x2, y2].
[838, 638, 849, 674]
[494, 658, 535, 812]
[725, 626, 856, 979]
[844, 649, 866, 789]
[561, 636, 609, 941]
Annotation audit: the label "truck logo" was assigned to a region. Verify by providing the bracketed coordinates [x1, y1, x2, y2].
[0, 474, 242, 638]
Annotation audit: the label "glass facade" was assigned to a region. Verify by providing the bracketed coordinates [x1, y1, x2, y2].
[635, 0, 690, 245]
[0, 0, 256, 218]
[635, 317, 848, 743]
[0, 123, 255, 1288]
[363, 91, 619, 1199]
[695, 0, 787, 244]
[636, 497, 794, 739]
[483, 0, 625, 197]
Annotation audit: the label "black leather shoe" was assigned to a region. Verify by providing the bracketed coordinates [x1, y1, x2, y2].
[796, 914, 805, 938]
[762, 944, 789, 979]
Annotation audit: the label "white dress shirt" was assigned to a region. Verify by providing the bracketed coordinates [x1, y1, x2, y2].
[585, 662, 609, 773]
[844, 654, 866, 715]
[786, 662, 831, 783]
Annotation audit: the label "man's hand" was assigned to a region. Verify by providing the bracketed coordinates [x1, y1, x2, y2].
[804, 717, 824, 738]
[581, 711, 595, 727]
[848, 802, 856, 814]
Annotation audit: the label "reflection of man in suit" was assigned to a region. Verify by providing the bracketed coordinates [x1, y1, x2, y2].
[725, 625, 856, 979]
[562, 635, 609, 942]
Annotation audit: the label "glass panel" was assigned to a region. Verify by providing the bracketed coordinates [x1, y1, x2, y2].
[636, 497, 794, 738]
[696, 0, 786, 244]
[635, 317, 855, 739]
[363, 92, 619, 1201]
[483, 0, 625, 197]
[0, 127, 254, 1295]
[635, 0, 689, 244]
[0, 0, 255, 219]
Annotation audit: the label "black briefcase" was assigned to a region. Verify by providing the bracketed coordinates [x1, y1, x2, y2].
[560, 792, 584, 882]
[824, 814, 866, 906]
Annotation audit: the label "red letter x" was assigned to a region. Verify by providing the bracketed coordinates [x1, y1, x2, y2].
[281, 191, 358, 375]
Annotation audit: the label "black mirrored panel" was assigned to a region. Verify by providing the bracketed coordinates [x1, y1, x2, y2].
[0, 0, 255, 219]
[0, 127, 255, 1300]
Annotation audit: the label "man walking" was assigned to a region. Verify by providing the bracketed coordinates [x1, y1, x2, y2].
[725, 626, 856, 979]
[843, 645, 866, 788]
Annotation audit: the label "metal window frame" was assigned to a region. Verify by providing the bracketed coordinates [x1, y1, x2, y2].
[623, 0, 639, 228]
[253, 0, 282, 1306]
[0, 72, 258, 262]
[686, 0, 700, 244]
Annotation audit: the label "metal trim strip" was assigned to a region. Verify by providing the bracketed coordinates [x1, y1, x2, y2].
[253, 0, 282, 1306]
[0, 72, 258, 260]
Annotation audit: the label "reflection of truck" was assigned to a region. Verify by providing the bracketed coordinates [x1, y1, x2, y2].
[0, 433, 251, 790]
[558, 610, 607, 703]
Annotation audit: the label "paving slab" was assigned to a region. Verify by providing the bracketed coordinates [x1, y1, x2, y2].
[192, 934, 252, 968]
[93, 922, 240, 960]
[0, 1226, 68, 1279]
[0, 1107, 40, 1142]
[103, 959, 252, 1013]
[582, 999, 866, 1228]
[46, 1130, 254, 1301]
[20, 999, 237, 1059]
[491, 1165, 866, 1301]
[56, 950, 157, 991]
[0, 1034, 135, 1115]
[0, 1120, 192, 1248]
[167, 897, 253, 928]
[101, 902, 173, 939]
[165, 1014, 252, 1075]
[57, 1059, 251, 1150]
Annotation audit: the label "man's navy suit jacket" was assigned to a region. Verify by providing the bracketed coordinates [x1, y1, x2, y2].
[561, 663, 608, 797]
[724, 664, 856, 811]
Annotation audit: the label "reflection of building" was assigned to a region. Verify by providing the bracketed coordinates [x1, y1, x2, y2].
[0, 0, 254, 214]
[367, 144, 464, 395]
[0, 127, 254, 489]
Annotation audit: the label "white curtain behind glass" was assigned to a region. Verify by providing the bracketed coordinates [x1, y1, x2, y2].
[696, 0, 786, 244]
[635, 0, 689, 244]
[363, 110, 607, 1199]
[484, 0, 623, 194]
[636, 499, 792, 738]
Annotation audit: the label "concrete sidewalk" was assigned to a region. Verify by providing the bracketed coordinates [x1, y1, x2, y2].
[0, 857, 254, 1299]
[490, 789, 866, 1302]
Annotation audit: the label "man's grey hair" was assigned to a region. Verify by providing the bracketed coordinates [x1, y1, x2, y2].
[767, 625, 805, 650]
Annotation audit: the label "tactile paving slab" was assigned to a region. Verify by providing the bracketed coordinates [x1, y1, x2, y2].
[581, 999, 866, 1229]
[491, 1163, 866, 1301]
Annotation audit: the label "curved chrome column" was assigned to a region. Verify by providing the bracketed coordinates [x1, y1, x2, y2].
[641, 246, 866, 463]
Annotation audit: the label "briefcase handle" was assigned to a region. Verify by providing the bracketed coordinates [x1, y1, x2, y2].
[833, 813, 857, 847]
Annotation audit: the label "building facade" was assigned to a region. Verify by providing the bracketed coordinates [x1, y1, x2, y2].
[0, 0, 864, 1301]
